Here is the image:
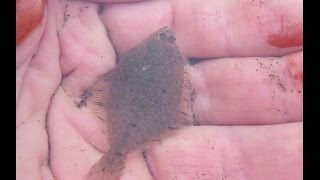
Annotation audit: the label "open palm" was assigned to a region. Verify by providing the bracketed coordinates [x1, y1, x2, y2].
[16, 0, 302, 180]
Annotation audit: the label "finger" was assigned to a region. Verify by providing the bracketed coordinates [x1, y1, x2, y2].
[145, 122, 302, 180]
[16, 1, 47, 101]
[190, 51, 302, 125]
[100, 0, 172, 53]
[57, 0, 115, 96]
[48, 89, 152, 180]
[173, 0, 302, 57]
[101, 0, 302, 58]
[16, 0, 47, 68]
[16, 0, 61, 179]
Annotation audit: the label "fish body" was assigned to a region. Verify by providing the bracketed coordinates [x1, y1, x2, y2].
[87, 27, 193, 180]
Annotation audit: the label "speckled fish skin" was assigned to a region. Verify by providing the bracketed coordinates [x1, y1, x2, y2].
[87, 27, 192, 180]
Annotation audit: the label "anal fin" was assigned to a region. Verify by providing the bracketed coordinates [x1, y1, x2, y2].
[176, 66, 194, 126]
[86, 74, 111, 123]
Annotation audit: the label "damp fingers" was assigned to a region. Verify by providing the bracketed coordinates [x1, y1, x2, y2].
[101, 0, 302, 57]
[16, 0, 61, 180]
[172, 0, 302, 58]
[145, 123, 302, 180]
[189, 51, 303, 125]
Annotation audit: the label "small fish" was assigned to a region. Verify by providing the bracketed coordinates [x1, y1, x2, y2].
[86, 27, 193, 180]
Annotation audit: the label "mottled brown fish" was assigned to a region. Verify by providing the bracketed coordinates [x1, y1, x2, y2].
[86, 27, 193, 180]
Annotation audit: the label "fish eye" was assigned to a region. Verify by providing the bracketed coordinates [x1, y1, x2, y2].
[159, 32, 167, 40]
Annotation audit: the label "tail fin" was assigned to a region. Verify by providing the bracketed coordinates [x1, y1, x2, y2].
[87, 150, 126, 180]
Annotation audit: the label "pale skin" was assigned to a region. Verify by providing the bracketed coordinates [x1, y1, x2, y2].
[16, 0, 302, 180]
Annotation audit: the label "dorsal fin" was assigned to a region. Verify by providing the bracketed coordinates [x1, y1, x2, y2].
[86, 74, 111, 123]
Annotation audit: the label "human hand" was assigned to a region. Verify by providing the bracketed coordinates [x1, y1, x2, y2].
[16, 0, 302, 180]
